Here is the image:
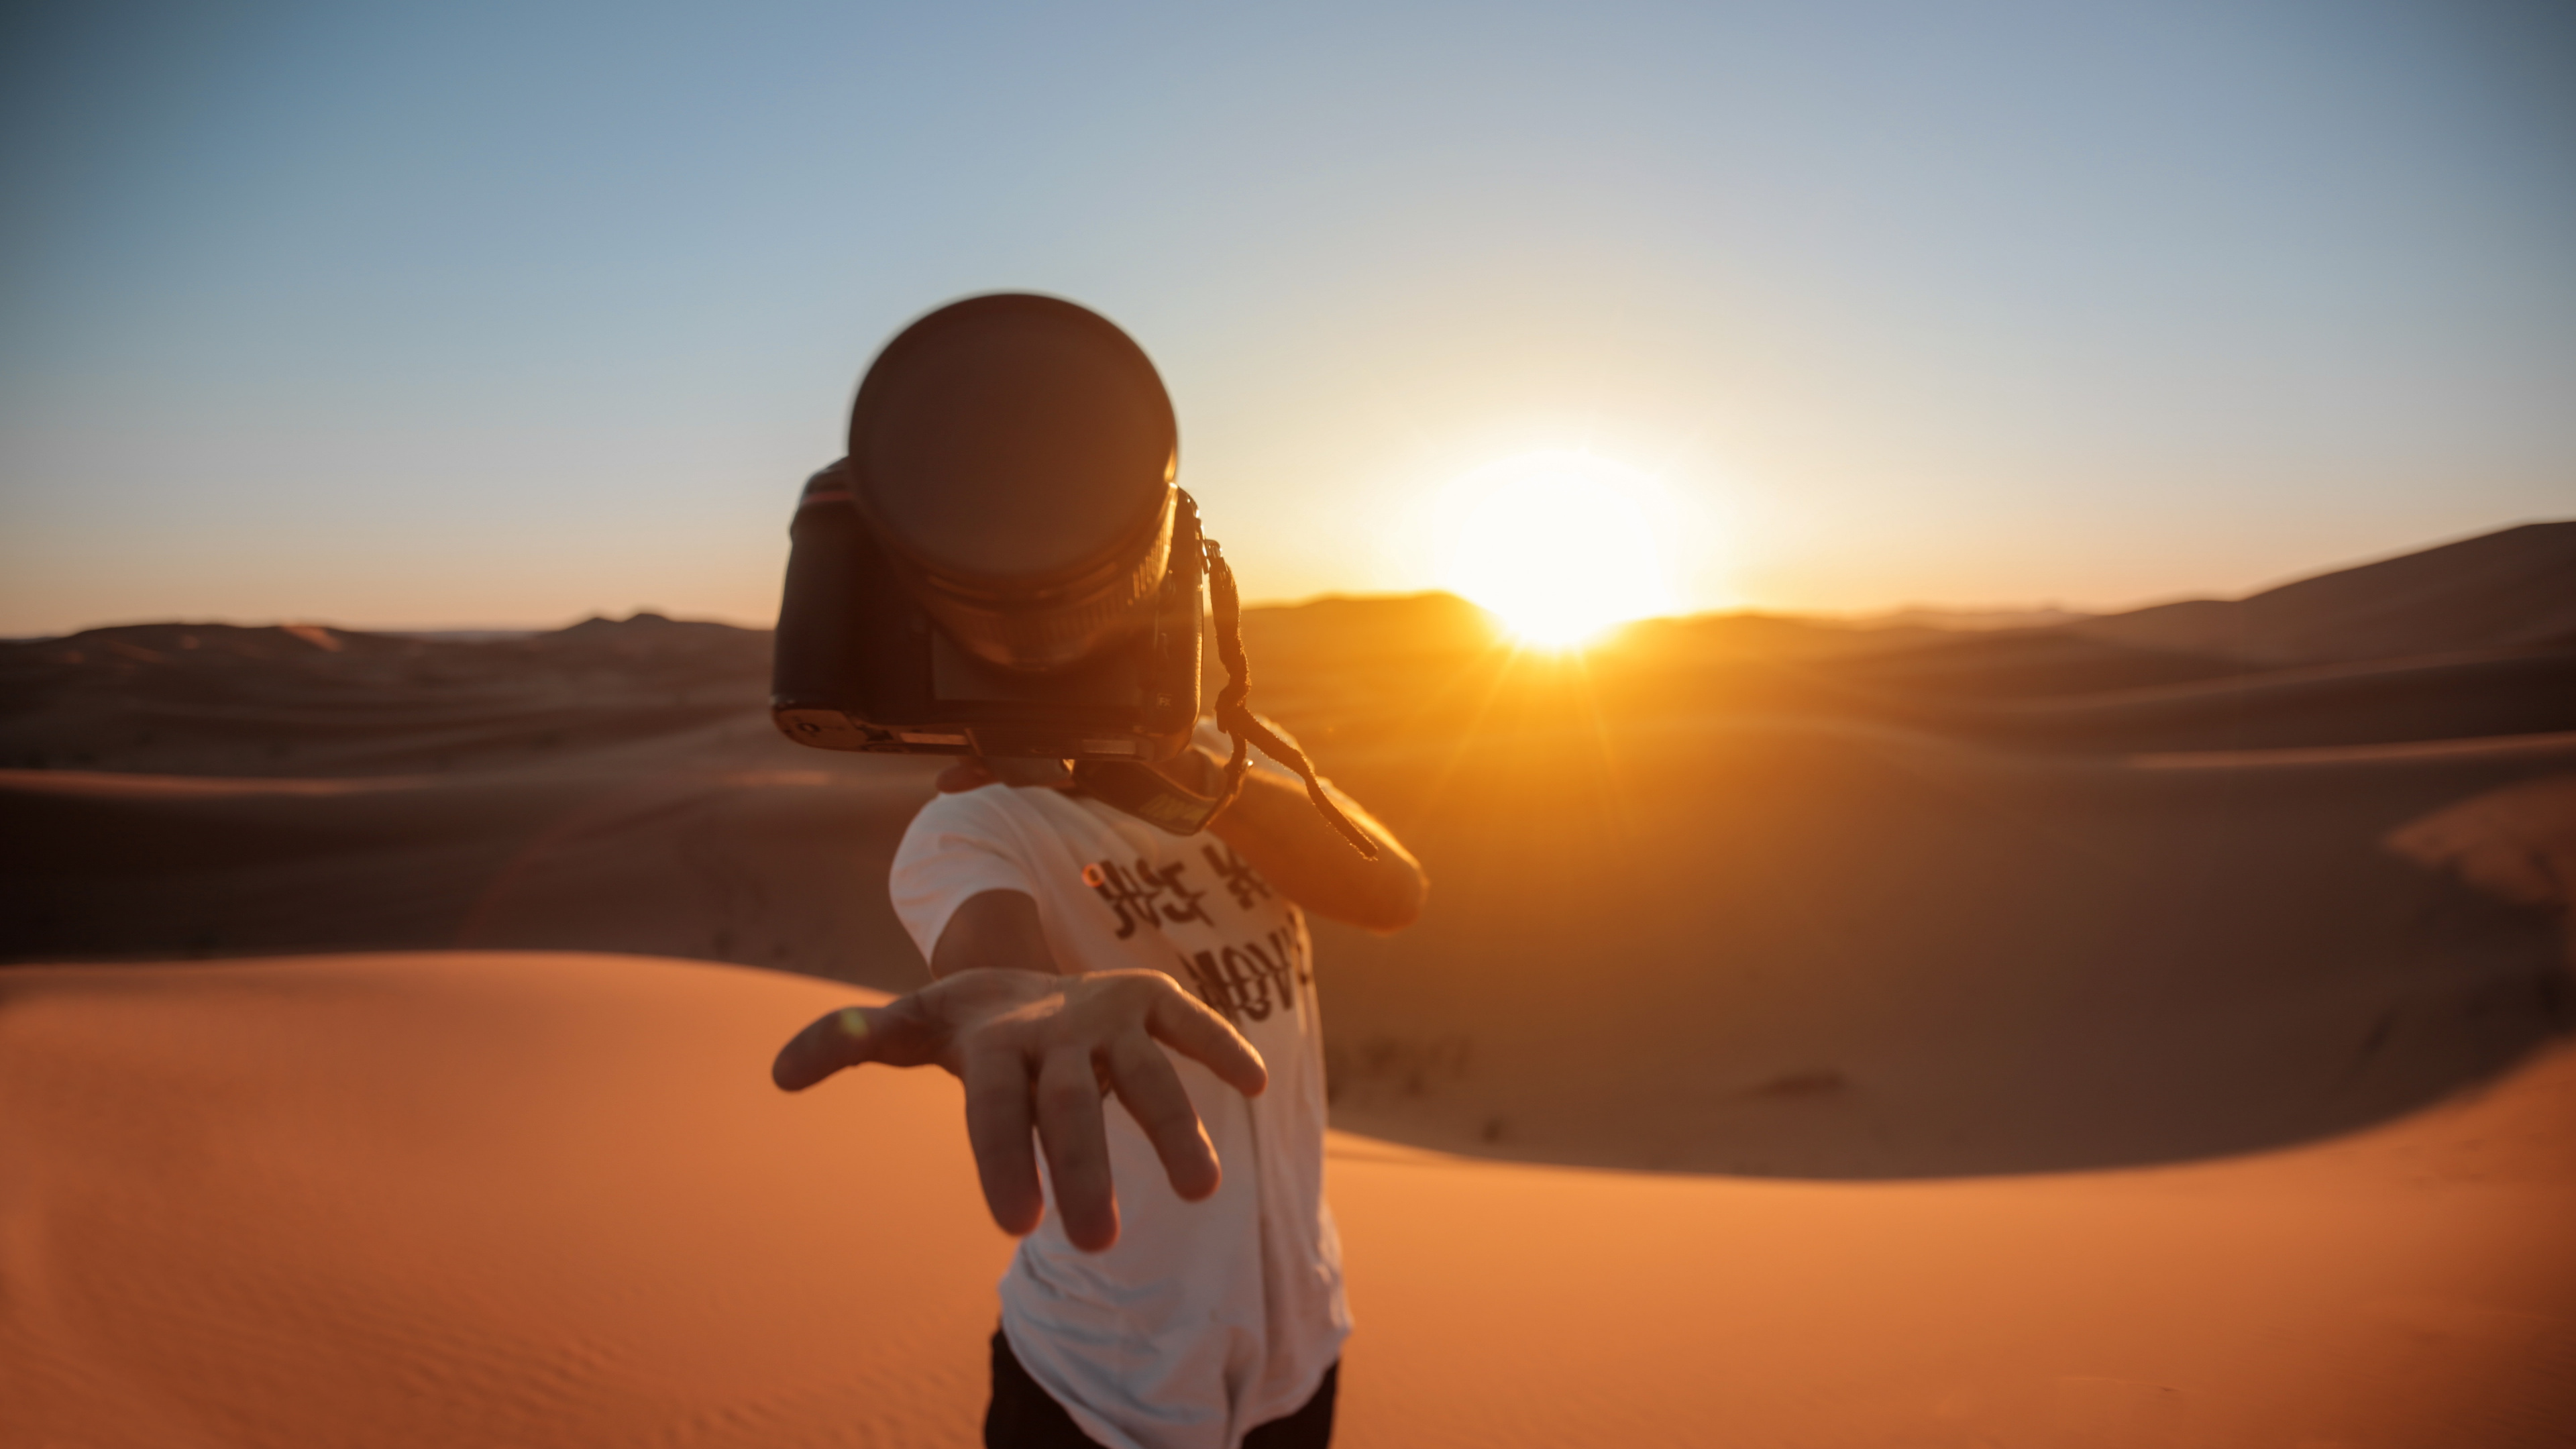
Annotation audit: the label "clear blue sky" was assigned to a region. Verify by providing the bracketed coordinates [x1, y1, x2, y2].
[3, 0, 2569, 633]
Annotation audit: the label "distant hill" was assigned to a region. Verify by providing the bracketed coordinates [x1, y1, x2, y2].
[6, 524, 2571, 779]
[1850, 605, 2096, 633]
[1230, 591, 1503, 662]
[2068, 521, 2576, 665]
[0, 614, 777, 776]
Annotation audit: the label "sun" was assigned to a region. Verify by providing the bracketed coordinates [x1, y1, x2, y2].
[1438, 451, 1678, 647]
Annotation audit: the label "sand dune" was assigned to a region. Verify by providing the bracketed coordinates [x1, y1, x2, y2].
[0, 613, 781, 779]
[1306, 718, 2573, 1176]
[2067, 521, 2576, 665]
[4, 525, 2573, 1442]
[5, 951, 2571, 1448]
[5, 529, 2573, 1183]
[0, 759, 936, 984]
[10, 732, 2564, 1179]
[1293, 638, 2576, 755]
[2388, 773, 2576, 937]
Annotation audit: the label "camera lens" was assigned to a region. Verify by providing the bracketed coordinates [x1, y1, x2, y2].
[849, 294, 1179, 672]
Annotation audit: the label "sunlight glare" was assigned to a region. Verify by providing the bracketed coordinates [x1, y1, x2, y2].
[1439, 452, 1678, 647]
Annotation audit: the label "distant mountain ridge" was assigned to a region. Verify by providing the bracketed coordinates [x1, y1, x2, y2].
[5, 522, 2567, 778]
[1854, 606, 2097, 633]
[2066, 521, 2576, 665]
[23, 521, 2567, 669]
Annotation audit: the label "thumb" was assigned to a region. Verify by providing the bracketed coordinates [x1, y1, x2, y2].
[771, 998, 944, 1091]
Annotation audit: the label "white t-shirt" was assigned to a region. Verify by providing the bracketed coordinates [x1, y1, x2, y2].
[887, 759, 1349, 1449]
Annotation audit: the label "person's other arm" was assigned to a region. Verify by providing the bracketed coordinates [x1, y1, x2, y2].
[1196, 761, 1426, 932]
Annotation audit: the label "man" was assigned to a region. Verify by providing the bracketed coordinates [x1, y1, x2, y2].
[773, 724, 1426, 1449]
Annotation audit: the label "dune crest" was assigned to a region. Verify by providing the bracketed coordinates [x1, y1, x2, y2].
[2065, 520, 2576, 665]
[2387, 773, 2576, 917]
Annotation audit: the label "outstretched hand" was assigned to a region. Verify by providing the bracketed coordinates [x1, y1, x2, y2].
[773, 969, 1267, 1252]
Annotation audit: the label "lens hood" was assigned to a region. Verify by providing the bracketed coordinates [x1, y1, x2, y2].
[848, 292, 1179, 672]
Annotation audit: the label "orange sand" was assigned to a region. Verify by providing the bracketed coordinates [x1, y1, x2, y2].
[7, 951, 2572, 1447]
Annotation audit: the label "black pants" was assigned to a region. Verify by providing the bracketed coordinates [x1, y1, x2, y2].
[985, 1330, 1338, 1449]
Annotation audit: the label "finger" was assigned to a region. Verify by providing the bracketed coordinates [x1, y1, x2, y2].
[1104, 1033, 1221, 1201]
[1035, 1046, 1120, 1252]
[771, 1005, 883, 1091]
[935, 759, 998, 793]
[771, 996, 944, 1090]
[961, 1040, 1044, 1236]
[1144, 986, 1269, 1098]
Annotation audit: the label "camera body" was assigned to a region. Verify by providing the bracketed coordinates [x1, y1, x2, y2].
[769, 458, 1205, 765]
[767, 292, 1372, 851]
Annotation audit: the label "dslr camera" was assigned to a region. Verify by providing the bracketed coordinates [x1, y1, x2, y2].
[773, 294, 1199, 754]
[774, 293, 1355, 843]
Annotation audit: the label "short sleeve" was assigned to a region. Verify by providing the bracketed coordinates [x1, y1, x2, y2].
[888, 788, 1042, 963]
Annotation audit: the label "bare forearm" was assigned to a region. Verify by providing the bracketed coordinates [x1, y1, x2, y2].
[1206, 769, 1426, 931]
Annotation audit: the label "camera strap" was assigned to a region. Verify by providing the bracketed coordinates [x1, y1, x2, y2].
[1179, 490, 1381, 861]
[1070, 493, 1381, 858]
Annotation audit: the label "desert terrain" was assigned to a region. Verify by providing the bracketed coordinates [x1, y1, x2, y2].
[5, 521, 2574, 1444]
